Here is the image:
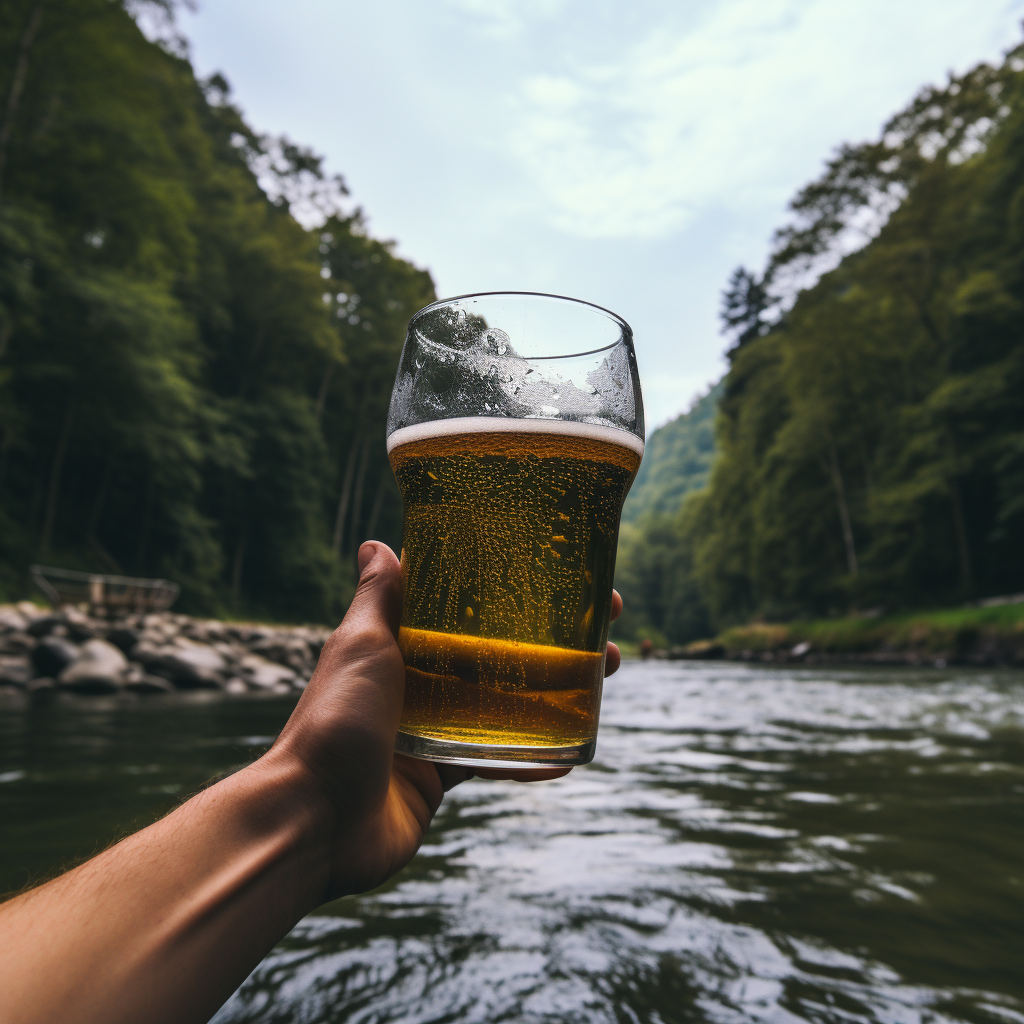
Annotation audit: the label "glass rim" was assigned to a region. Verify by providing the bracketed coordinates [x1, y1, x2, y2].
[409, 290, 633, 361]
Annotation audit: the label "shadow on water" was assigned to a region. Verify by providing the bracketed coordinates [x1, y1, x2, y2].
[2, 663, 1022, 1023]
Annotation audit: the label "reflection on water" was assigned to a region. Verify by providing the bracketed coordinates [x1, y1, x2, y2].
[2, 663, 1022, 1023]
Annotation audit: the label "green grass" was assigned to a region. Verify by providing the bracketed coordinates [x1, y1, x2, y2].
[712, 601, 1024, 656]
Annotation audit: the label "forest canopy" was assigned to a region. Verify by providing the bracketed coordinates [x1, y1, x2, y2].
[614, 40, 1024, 643]
[0, 0, 435, 621]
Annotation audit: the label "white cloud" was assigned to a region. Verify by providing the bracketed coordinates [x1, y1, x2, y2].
[501, 0, 1024, 240]
[177, 0, 1024, 425]
[444, 0, 568, 39]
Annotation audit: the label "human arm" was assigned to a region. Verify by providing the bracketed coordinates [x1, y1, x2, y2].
[0, 542, 622, 1024]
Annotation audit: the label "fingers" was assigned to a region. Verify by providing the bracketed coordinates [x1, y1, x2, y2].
[434, 763, 475, 792]
[471, 766, 573, 782]
[605, 641, 620, 676]
[610, 589, 622, 621]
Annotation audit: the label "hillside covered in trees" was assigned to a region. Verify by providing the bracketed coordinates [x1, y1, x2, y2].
[0, 0, 434, 621]
[614, 41, 1024, 643]
[613, 384, 722, 645]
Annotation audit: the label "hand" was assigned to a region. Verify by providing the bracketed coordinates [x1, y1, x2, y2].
[0, 541, 624, 1024]
[268, 541, 624, 899]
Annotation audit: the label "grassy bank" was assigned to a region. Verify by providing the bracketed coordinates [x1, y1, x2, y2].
[675, 600, 1024, 665]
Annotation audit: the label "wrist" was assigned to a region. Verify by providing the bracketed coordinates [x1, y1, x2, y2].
[233, 750, 336, 913]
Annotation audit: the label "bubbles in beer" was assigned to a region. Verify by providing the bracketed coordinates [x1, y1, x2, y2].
[390, 419, 641, 747]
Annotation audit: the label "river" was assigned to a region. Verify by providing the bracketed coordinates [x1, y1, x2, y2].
[1, 661, 1022, 1023]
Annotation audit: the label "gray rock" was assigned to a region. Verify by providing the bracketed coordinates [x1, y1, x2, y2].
[26, 614, 65, 638]
[224, 677, 250, 695]
[148, 642, 228, 688]
[237, 653, 298, 690]
[124, 674, 175, 694]
[16, 601, 44, 623]
[62, 608, 99, 641]
[106, 627, 140, 655]
[0, 656, 32, 687]
[32, 637, 80, 677]
[27, 676, 56, 694]
[252, 636, 313, 673]
[0, 607, 29, 633]
[59, 639, 129, 693]
[0, 631, 35, 656]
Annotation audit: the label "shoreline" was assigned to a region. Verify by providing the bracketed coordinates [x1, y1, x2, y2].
[622, 599, 1024, 668]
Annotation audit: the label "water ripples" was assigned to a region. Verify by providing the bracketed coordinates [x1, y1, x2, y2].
[2, 662, 1021, 1022]
[217, 663, 1024, 1023]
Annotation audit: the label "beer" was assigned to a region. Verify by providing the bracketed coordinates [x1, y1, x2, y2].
[388, 417, 642, 753]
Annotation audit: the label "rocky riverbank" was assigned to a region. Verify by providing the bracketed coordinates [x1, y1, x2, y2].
[0, 603, 332, 696]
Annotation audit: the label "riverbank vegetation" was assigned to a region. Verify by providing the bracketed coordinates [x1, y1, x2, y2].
[615, 40, 1024, 645]
[697, 599, 1024, 665]
[0, 0, 433, 621]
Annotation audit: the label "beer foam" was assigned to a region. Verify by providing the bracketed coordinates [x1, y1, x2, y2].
[386, 416, 645, 458]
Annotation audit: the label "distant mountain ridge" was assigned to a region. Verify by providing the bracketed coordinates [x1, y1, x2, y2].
[623, 379, 723, 524]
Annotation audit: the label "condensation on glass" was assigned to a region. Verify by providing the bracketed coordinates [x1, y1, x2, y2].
[386, 292, 644, 768]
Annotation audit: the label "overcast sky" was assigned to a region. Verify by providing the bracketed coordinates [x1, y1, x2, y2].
[177, 0, 1024, 430]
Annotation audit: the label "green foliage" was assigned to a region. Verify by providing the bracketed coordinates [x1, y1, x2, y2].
[0, 0, 435, 619]
[612, 383, 722, 645]
[614, 39, 1024, 638]
[715, 602, 1024, 657]
[621, 380, 722, 524]
[617, 40, 1024, 639]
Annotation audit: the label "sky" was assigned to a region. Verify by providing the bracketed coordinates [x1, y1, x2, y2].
[175, 0, 1024, 431]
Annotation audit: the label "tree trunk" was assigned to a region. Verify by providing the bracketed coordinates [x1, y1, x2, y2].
[364, 474, 386, 541]
[0, 5, 44, 195]
[0, 431, 10, 497]
[949, 479, 974, 596]
[332, 433, 360, 555]
[315, 360, 335, 421]
[87, 454, 115, 543]
[39, 402, 73, 553]
[231, 532, 247, 603]
[825, 435, 858, 577]
[347, 436, 371, 555]
[134, 476, 155, 573]
[86, 457, 123, 572]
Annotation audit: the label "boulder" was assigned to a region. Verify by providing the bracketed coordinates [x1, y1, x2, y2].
[252, 635, 314, 673]
[62, 608, 99, 641]
[16, 601, 43, 622]
[0, 631, 35, 656]
[26, 614, 66, 638]
[147, 641, 228, 689]
[59, 639, 129, 693]
[0, 656, 32, 687]
[106, 627, 140, 656]
[0, 607, 28, 633]
[32, 637, 80, 677]
[124, 673, 176, 694]
[236, 653, 298, 690]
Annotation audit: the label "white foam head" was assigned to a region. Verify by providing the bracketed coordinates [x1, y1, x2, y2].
[387, 416, 645, 458]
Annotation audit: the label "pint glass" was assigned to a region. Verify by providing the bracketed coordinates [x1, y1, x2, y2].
[386, 292, 644, 768]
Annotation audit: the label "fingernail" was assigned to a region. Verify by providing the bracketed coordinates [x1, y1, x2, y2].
[357, 542, 376, 576]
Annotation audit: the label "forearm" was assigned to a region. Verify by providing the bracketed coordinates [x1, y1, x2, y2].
[0, 752, 330, 1024]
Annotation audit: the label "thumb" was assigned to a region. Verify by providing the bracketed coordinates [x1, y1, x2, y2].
[341, 541, 403, 646]
[280, 541, 405, 751]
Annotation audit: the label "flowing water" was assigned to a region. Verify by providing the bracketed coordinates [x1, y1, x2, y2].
[1, 661, 1022, 1024]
